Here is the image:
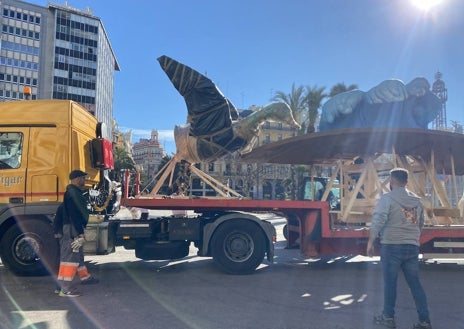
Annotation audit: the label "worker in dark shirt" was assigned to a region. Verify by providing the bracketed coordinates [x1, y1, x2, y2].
[56, 170, 99, 297]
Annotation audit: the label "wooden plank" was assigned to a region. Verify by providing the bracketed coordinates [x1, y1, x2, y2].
[341, 159, 369, 222]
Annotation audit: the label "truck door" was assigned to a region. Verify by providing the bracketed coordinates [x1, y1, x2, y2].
[0, 129, 28, 207]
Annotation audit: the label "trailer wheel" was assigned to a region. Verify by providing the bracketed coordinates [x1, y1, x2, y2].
[0, 219, 58, 276]
[211, 219, 265, 275]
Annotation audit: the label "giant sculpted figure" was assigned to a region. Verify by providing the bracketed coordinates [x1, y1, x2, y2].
[319, 77, 441, 131]
[158, 55, 300, 163]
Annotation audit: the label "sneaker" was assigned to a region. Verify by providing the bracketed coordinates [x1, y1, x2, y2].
[413, 321, 432, 329]
[374, 314, 396, 328]
[81, 276, 99, 285]
[59, 289, 80, 297]
[54, 285, 62, 294]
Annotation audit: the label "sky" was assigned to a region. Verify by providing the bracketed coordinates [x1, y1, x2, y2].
[29, 0, 464, 154]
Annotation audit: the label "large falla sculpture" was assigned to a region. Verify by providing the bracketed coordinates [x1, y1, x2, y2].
[157, 55, 300, 164]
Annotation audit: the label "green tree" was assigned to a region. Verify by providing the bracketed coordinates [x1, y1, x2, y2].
[328, 82, 358, 97]
[271, 83, 306, 135]
[112, 146, 136, 181]
[304, 85, 327, 133]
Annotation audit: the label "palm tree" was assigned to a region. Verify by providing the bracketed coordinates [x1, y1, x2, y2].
[112, 146, 136, 181]
[328, 82, 358, 97]
[271, 83, 306, 135]
[304, 85, 327, 133]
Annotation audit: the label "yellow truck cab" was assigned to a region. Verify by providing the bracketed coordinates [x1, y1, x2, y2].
[0, 100, 115, 275]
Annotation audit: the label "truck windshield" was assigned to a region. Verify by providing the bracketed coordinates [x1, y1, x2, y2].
[0, 132, 23, 169]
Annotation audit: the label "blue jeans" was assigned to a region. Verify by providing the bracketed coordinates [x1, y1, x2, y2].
[380, 244, 430, 322]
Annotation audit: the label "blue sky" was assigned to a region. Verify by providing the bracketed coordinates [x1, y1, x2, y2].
[30, 0, 464, 154]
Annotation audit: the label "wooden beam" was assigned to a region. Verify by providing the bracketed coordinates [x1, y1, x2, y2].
[149, 157, 179, 196]
[341, 159, 369, 222]
[189, 165, 242, 198]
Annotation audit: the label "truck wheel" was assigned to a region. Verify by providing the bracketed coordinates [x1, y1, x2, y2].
[211, 219, 265, 275]
[0, 219, 58, 276]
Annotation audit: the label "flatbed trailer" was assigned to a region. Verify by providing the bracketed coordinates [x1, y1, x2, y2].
[242, 128, 464, 260]
[120, 192, 464, 273]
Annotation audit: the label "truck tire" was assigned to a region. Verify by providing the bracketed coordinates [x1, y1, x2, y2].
[211, 219, 265, 275]
[0, 219, 59, 276]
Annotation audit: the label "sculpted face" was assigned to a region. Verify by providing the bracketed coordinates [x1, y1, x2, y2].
[405, 77, 430, 97]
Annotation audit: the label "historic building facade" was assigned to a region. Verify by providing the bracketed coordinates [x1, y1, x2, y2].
[132, 130, 166, 184]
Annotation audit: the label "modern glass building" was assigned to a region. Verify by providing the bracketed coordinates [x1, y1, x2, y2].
[0, 0, 119, 137]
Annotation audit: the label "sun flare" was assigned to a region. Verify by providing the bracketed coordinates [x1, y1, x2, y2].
[410, 0, 444, 11]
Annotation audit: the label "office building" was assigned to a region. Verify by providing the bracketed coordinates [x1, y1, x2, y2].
[0, 0, 119, 137]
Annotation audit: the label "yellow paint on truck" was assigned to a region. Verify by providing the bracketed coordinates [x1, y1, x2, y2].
[0, 100, 100, 205]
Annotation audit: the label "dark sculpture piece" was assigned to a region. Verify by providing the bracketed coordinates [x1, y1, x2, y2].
[157, 55, 300, 163]
[319, 77, 442, 131]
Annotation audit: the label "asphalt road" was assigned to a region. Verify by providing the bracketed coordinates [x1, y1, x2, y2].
[1, 216, 463, 329]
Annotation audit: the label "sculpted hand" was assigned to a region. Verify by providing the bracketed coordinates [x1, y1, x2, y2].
[365, 79, 408, 104]
[320, 90, 364, 124]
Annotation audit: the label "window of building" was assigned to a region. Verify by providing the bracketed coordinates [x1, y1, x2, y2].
[208, 163, 214, 172]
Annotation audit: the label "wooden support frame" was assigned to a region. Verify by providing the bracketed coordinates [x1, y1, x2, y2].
[147, 156, 242, 199]
[326, 150, 463, 226]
